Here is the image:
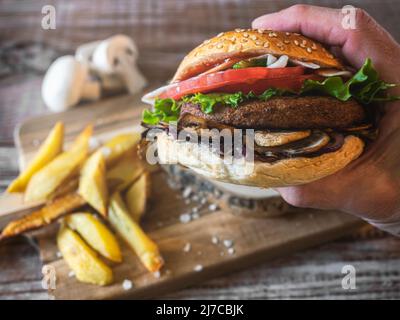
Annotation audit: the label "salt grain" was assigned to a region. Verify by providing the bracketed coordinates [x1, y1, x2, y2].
[88, 137, 100, 151]
[208, 203, 218, 211]
[101, 146, 111, 157]
[183, 242, 191, 252]
[122, 279, 133, 290]
[179, 213, 191, 223]
[227, 248, 235, 255]
[223, 239, 234, 248]
[194, 264, 203, 272]
[182, 187, 192, 198]
[211, 236, 219, 244]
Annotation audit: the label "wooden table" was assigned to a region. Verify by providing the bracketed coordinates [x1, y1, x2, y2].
[1, 0, 400, 300]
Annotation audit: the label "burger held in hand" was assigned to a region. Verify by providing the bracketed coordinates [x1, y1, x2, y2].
[141, 29, 397, 188]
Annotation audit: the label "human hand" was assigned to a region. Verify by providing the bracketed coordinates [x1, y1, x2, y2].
[252, 5, 400, 233]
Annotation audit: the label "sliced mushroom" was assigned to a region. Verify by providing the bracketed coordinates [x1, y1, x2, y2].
[254, 130, 330, 158]
[255, 130, 311, 147]
[41, 55, 101, 112]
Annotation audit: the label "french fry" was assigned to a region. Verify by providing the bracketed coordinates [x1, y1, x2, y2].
[100, 133, 140, 167]
[65, 213, 122, 263]
[51, 176, 79, 199]
[108, 192, 163, 273]
[78, 152, 108, 216]
[57, 225, 113, 286]
[24, 125, 92, 202]
[0, 193, 86, 239]
[106, 150, 143, 193]
[125, 173, 150, 222]
[7, 122, 64, 193]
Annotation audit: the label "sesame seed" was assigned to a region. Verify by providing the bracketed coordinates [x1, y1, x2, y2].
[204, 39, 210, 44]
[122, 279, 133, 290]
[294, 40, 299, 46]
[235, 28, 241, 32]
[328, 53, 334, 59]
[250, 35, 258, 41]
[285, 32, 291, 36]
[300, 43, 306, 48]
[241, 38, 248, 43]
[217, 32, 224, 37]
[255, 41, 262, 46]
[302, 40, 307, 45]
[307, 47, 312, 53]
[311, 42, 317, 50]
[257, 29, 264, 34]
[268, 32, 274, 37]
[216, 43, 223, 49]
[284, 40, 290, 44]
[263, 42, 270, 48]
[194, 264, 203, 272]
[223, 239, 234, 248]
[243, 32, 249, 38]
[183, 242, 191, 252]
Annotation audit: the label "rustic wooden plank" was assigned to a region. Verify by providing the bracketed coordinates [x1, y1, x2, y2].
[1, 0, 400, 300]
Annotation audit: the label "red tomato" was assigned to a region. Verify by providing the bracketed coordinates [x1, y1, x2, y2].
[160, 67, 312, 99]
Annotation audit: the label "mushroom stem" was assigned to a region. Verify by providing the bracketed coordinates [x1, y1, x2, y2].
[81, 80, 101, 101]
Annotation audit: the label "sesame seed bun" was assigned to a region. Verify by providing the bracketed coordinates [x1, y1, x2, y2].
[172, 29, 344, 82]
[156, 132, 364, 188]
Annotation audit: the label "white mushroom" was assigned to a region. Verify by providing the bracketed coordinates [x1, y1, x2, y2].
[75, 40, 125, 92]
[41, 55, 101, 112]
[91, 34, 147, 95]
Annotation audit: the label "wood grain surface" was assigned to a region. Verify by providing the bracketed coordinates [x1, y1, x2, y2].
[1, 0, 400, 300]
[9, 93, 364, 299]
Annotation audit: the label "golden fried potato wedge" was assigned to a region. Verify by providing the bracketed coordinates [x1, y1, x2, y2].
[106, 150, 143, 193]
[100, 133, 140, 167]
[78, 152, 108, 216]
[108, 192, 163, 273]
[0, 193, 86, 239]
[57, 225, 113, 286]
[66, 213, 122, 263]
[7, 122, 64, 193]
[125, 173, 150, 222]
[24, 125, 92, 202]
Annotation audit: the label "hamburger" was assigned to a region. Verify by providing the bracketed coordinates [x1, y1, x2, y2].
[141, 29, 396, 188]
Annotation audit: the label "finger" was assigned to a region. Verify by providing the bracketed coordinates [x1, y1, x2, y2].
[252, 5, 347, 47]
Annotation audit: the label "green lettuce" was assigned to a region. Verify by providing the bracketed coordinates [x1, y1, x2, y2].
[142, 58, 399, 125]
[302, 58, 398, 104]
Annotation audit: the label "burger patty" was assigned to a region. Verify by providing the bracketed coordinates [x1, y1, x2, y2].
[180, 96, 366, 129]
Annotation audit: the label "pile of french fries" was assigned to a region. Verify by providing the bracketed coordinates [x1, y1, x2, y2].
[2, 122, 163, 286]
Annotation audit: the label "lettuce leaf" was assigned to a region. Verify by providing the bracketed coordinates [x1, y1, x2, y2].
[302, 58, 398, 103]
[142, 58, 399, 125]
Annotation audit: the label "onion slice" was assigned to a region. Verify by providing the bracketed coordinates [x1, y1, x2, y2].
[291, 59, 320, 69]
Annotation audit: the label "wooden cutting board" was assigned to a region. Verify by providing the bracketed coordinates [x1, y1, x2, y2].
[9, 93, 364, 299]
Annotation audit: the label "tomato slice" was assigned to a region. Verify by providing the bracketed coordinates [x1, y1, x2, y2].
[160, 67, 310, 100]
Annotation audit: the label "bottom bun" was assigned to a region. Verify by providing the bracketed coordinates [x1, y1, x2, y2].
[156, 132, 364, 188]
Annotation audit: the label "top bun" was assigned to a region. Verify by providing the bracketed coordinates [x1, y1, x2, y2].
[172, 29, 344, 82]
